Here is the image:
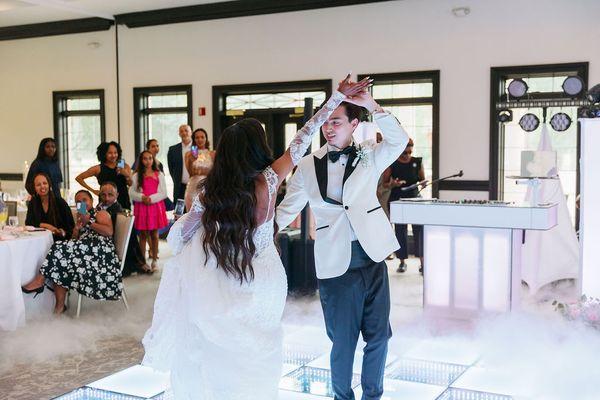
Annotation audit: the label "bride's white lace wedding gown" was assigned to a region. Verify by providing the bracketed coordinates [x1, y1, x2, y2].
[141, 90, 346, 400]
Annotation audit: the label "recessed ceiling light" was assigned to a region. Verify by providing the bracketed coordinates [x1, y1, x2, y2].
[452, 6, 471, 17]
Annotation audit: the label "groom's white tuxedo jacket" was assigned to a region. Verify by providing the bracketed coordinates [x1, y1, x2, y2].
[276, 112, 409, 279]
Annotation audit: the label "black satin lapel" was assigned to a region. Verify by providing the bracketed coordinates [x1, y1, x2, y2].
[314, 154, 328, 202]
[343, 151, 358, 184]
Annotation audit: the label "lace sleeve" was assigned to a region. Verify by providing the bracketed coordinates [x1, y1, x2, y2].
[167, 195, 204, 254]
[262, 167, 278, 198]
[260, 167, 279, 225]
[289, 90, 346, 164]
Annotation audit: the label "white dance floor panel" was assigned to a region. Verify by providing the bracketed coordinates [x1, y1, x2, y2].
[53, 340, 519, 400]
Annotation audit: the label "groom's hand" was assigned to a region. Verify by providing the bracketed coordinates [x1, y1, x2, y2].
[344, 90, 381, 114]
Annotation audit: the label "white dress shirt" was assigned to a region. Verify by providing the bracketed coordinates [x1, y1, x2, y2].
[326, 144, 358, 240]
[181, 142, 192, 184]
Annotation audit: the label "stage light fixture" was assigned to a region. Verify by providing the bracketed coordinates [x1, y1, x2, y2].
[550, 112, 572, 132]
[580, 84, 600, 118]
[497, 109, 513, 123]
[508, 78, 528, 99]
[587, 83, 600, 104]
[562, 76, 584, 97]
[519, 113, 540, 132]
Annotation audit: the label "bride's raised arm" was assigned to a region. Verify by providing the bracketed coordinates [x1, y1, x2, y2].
[269, 74, 372, 184]
[167, 195, 204, 254]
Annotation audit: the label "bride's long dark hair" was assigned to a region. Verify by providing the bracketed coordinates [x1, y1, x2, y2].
[200, 118, 274, 283]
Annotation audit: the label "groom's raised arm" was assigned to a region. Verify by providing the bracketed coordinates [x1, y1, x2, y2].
[276, 167, 308, 230]
[372, 112, 410, 174]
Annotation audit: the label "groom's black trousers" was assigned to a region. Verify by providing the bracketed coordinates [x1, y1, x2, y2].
[318, 241, 392, 400]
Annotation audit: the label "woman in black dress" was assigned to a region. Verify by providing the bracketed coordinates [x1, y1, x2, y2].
[75, 141, 132, 210]
[382, 138, 425, 274]
[25, 172, 74, 241]
[25, 138, 63, 197]
[22, 190, 122, 314]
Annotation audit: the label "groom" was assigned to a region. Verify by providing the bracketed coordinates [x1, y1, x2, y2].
[276, 89, 409, 400]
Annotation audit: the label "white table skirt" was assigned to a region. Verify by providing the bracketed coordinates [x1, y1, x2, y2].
[0, 230, 54, 331]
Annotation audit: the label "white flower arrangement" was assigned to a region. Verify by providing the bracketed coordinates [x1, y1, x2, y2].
[554, 295, 600, 329]
[352, 142, 375, 168]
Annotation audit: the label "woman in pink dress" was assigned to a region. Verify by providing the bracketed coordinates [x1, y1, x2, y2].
[130, 151, 168, 271]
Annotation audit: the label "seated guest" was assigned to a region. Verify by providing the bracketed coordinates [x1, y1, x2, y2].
[25, 172, 74, 241]
[22, 189, 122, 314]
[98, 181, 152, 275]
[25, 138, 63, 197]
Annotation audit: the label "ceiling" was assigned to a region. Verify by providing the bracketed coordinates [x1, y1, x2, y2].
[0, 0, 232, 27]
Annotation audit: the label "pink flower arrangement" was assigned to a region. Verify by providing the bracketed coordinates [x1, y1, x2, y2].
[554, 295, 600, 328]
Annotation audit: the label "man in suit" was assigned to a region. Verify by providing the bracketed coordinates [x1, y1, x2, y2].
[97, 181, 150, 276]
[276, 90, 409, 400]
[167, 124, 193, 204]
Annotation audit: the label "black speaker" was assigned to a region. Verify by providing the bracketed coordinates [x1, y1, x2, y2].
[277, 229, 317, 295]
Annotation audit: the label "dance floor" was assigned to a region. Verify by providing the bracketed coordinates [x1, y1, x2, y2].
[54, 340, 514, 400]
[3, 242, 596, 400]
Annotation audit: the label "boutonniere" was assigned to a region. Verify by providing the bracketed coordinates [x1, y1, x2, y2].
[352, 144, 372, 168]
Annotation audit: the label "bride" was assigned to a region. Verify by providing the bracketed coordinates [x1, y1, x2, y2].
[142, 75, 371, 399]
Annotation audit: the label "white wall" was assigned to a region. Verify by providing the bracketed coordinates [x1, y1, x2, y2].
[1, 0, 599, 185]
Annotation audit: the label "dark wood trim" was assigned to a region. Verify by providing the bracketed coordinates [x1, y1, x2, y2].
[0, 173, 23, 181]
[133, 85, 193, 156]
[438, 180, 490, 192]
[359, 70, 440, 197]
[489, 62, 588, 200]
[212, 79, 332, 147]
[377, 98, 433, 106]
[359, 70, 440, 83]
[116, 0, 394, 28]
[0, 17, 113, 41]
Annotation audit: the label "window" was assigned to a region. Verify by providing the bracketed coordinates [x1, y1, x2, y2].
[53, 89, 105, 199]
[134, 85, 192, 199]
[213, 80, 331, 157]
[490, 63, 588, 226]
[226, 91, 326, 110]
[360, 71, 440, 198]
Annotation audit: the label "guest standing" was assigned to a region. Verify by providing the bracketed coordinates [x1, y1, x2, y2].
[25, 138, 63, 197]
[25, 172, 74, 241]
[183, 128, 214, 210]
[382, 138, 425, 273]
[22, 189, 122, 314]
[132, 139, 164, 173]
[130, 151, 168, 271]
[75, 141, 132, 210]
[167, 125, 192, 204]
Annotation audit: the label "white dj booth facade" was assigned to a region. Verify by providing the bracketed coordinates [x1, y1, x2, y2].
[390, 200, 558, 319]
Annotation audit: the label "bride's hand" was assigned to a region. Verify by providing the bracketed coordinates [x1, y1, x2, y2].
[337, 74, 372, 98]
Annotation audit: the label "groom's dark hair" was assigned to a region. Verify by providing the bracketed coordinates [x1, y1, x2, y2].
[340, 101, 365, 123]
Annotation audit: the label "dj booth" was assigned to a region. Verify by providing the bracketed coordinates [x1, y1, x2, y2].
[390, 199, 558, 319]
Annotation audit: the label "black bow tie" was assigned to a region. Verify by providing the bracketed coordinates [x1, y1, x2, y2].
[328, 145, 356, 163]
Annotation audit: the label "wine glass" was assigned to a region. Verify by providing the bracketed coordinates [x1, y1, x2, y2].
[8, 216, 19, 228]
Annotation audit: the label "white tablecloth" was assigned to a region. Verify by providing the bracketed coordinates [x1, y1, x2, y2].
[0, 230, 54, 331]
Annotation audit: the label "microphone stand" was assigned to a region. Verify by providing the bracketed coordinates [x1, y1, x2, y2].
[400, 170, 464, 195]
